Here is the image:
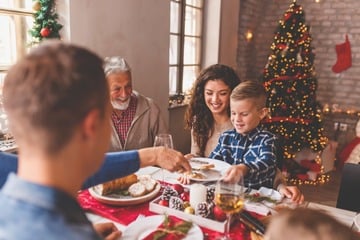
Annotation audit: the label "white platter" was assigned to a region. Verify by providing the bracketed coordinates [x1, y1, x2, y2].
[89, 181, 161, 206]
[121, 215, 203, 239]
[189, 157, 231, 182]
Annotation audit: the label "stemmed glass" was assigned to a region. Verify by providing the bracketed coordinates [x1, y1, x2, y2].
[214, 175, 245, 240]
[153, 134, 174, 185]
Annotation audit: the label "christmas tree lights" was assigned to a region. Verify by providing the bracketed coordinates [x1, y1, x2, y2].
[262, 1, 328, 184]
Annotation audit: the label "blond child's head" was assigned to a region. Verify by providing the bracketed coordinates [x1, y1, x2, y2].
[230, 80, 268, 135]
[264, 208, 359, 240]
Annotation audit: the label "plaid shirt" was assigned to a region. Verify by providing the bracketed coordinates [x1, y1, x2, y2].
[209, 126, 277, 189]
[111, 95, 137, 147]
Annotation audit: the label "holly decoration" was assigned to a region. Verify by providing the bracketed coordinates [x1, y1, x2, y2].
[30, 0, 63, 44]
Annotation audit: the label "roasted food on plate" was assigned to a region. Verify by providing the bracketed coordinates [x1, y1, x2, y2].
[94, 174, 158, 198]
[95, 174, 138, 195]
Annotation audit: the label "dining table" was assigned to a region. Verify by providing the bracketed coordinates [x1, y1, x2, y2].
[78, 166, 360, 240]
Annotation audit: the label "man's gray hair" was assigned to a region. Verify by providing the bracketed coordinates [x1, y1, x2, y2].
[104, 56, 131, 76]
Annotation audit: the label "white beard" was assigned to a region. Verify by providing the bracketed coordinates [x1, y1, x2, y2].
[111, 98, 130, 110]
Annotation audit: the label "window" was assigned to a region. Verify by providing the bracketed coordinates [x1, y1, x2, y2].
[0, 0, 33, 84]
[0, 0, 33, 134]
[169, 0, 203, 100]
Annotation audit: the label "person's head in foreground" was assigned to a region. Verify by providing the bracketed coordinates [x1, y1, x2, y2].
[230, 80, 268, 135]
[3, 40, 111, 193]
[264, 208, 360, 240]
[104, 56, 132, 110]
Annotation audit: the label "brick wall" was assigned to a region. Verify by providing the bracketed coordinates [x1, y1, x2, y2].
[237, 0, 360, 154]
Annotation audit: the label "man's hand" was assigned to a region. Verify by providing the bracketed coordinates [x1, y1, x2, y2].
[139, 147, 191, 173]
[93, 222, 121, 240]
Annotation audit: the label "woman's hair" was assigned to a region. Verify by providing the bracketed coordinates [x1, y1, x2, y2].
[185, 64, 241, 156]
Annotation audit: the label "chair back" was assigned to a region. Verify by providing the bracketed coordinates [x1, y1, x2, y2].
[336, 163, 360, 212]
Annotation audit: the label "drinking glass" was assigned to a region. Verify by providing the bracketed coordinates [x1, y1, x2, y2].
[153, 134, 174, 184]
[214, 175, 245, 240]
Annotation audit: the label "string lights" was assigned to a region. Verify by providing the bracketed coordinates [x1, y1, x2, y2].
[262, 1, 328, 185]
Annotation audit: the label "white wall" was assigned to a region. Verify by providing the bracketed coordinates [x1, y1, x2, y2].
[59, 0, 170, 125]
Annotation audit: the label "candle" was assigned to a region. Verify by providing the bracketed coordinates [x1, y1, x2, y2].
[189, 183, 207, 209]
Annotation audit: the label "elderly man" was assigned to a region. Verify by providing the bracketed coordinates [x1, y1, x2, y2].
[104, 57, 168, 151]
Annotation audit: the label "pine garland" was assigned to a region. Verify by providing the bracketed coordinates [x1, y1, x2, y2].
[30, 0, 63, 44]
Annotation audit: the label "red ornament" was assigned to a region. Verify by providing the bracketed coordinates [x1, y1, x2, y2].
[40, 27, 51, 37]
[284, 12, 292, 21]
[172, 184, 184, 195]
[158, 199, 169, 207]
[213, 205, 227, 222]
[180, 192, 189, 202]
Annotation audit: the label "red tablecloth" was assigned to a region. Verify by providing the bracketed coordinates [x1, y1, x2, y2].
[78, 190, 253, 240]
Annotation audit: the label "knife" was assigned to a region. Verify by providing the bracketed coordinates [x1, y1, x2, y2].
[238, 210, 266, 235]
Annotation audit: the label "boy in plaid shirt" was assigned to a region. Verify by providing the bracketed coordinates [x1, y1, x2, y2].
[210, 80, 277, 189]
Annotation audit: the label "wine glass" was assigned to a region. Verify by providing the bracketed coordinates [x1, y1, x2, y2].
[153, 134, 174, 184]
[214, 175, 245, 240]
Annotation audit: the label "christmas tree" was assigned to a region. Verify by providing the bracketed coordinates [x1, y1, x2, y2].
[30, 0, 62, 44]
[262, 1, 328, 183]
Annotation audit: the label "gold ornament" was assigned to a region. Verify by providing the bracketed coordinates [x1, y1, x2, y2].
[183, 201, 191, 209]
[32, 1, 41, 11]
[184, 206, 195, 214]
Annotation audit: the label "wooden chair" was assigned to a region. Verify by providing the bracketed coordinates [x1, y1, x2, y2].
[336, 163, 360, 212]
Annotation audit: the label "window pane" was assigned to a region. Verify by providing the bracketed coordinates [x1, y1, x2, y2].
[182, 66, 198, 93]
[0, 14, 33, 68]
[169, 35, 179, 65]
[170, 1, 180, 33]
[186, 0, 203, 8]
[183, 36, 201, 65]
[0, 15, 17, 66]
[0, 0, 32, 9]
[184, 6, 202, 36]
[169, 66, 178, 94]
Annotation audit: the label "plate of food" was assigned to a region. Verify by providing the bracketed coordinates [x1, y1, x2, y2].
[186, 157, 231, 182]
[121, 215, 203, 240]
[89, 174, 161, 206]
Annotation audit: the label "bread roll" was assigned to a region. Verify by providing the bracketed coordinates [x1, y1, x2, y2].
[128, 182, 147, 197]
[138, 175, 158, 192]
[97, 174, 138, 196]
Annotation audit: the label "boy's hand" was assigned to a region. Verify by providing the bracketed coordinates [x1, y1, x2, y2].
[222, 164, 248, 183]
[278, 185, 304, 204]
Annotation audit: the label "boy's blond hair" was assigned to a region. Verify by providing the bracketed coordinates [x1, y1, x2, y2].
[265, 208, 359, 240]
[230, 80, 267, 109]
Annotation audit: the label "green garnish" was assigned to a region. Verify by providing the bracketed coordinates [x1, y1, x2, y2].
[153, 215, 193, 240]
[245, 193, 278, 204]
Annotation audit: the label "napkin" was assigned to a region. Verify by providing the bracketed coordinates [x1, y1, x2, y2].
[142, 215, 192, 240]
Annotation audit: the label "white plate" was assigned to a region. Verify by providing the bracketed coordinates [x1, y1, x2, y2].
[258, 187, 283, 201]
[89, 181, 161, 206]
[189, 157, 231, 182]
[121, 215, 203, 240]
[354, 213, 360, 231]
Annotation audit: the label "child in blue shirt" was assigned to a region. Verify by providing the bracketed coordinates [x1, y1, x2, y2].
[210, 80, 277, 189]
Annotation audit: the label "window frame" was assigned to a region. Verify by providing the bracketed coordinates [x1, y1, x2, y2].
[169, 0, 204, 98]
[0, 3, 33, 74]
